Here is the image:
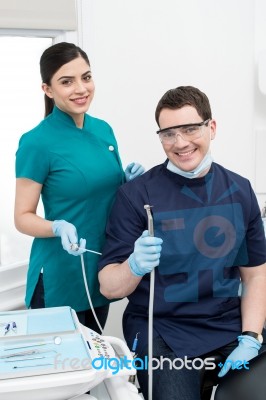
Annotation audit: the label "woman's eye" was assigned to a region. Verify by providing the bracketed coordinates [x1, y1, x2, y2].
[62, 79, 72, 86]
[83, 75, 92, 81]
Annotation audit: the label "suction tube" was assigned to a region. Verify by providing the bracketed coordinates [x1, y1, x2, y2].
[144, 205, 155, 400]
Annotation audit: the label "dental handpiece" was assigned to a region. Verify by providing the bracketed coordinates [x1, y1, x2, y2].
[144, 205, 154, 236]
[69, 243, 102, 255]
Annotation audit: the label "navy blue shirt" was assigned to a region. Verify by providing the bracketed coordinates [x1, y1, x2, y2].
[99, 161, 266, 358]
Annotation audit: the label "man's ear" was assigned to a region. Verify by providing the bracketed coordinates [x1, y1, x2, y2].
[42, 83, 53, 99]
[210, 119, 216, 140]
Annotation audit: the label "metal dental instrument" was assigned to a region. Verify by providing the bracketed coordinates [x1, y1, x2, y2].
[4, 336, 62, 351]
[70, 243, 102, 255]
[144, 205, 154, 236]
[13, 363, 54, 369]
[5, 356, 46, 363]
[0, 349, 57, 359]
[144, 204, 155, 400]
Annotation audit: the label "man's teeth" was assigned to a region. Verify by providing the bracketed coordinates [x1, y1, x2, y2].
[178, 150, 194, 156]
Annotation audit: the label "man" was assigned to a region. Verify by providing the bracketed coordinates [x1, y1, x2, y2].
[98, 86, 266, 400]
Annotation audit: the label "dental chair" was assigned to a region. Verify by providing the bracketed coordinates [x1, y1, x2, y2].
[214, 351, 266, 400]
[200, 351, 266, 400]
[200, 353, 223, 400]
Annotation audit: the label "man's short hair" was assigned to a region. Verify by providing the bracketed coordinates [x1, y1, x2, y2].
[155, 86, 212, 126]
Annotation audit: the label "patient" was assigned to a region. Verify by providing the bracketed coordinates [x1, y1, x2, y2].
[98, 86, 266, 400]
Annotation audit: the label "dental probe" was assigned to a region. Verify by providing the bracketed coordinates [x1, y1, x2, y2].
[13, 363, 54, 369]
[0, 349, 56, 359]
[70, 243, 102, 255]
[5, 356, 47, 363]
[4, 336, 62, 351]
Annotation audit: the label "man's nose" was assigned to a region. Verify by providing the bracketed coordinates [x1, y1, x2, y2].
[173, 132, 188, 143]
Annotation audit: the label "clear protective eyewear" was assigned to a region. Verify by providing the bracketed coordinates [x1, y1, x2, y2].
[156, 119, 210, 144]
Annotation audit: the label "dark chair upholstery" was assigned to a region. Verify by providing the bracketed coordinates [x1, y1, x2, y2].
[199, 351, 266, 400]
[214, 351, 266, 400]
[200, 353, 223, 400]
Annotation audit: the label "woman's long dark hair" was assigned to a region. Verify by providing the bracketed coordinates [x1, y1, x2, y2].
[40, 42, 90, 117]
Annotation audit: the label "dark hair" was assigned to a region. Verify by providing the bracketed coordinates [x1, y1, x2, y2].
[40, 42, 90, 117]
[155, 86, 212, 126]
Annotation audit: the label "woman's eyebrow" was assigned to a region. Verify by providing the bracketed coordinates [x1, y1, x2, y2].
[57, 70, 91, 81]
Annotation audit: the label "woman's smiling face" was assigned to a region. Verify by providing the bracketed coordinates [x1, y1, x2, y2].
[42, 56, 95, 127]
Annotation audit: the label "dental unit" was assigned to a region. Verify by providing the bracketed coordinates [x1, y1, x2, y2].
[0, 307, 142, 400]
[0, 205, 159, 400]
[0, 237, 145, 400]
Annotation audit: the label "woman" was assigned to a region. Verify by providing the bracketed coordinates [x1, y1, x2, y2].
[14, 42, 144, 332]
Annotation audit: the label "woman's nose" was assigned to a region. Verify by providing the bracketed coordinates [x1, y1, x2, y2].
[75, 80, 86, 93]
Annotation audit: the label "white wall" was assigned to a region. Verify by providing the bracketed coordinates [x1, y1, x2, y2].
[74, 0, 266, 337]
[255, 0, 266, 202]
[77, 0, 266, 208]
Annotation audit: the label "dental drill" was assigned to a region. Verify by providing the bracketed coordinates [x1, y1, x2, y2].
[144, 204, 155, 400]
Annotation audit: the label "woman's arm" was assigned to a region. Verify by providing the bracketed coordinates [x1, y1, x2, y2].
[14, 178, 54, 237]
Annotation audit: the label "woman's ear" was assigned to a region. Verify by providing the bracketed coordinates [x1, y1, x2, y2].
[42, 83, 53, 99]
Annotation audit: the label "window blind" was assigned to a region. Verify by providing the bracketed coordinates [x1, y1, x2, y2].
[0, 0, 77, 30]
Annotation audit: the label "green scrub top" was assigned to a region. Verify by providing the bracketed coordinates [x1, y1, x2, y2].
[16, 106, 125, 311]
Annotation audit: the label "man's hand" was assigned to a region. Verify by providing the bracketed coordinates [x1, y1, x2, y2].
[128, 230, 163, 276]
[218, 335, 261, 377]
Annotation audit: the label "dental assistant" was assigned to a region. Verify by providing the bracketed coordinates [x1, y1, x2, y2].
[14, 42, 144, 331]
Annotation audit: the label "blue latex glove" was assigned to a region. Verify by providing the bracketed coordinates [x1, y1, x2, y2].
[218, 335, 261, 378]
[124, 162, 145, 182]
[52, 220, 86, 256]
[128, 230, 163, 276]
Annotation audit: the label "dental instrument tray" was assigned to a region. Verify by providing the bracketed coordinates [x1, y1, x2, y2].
[0, 306, 137, 400]
[0, 306, 92, 379]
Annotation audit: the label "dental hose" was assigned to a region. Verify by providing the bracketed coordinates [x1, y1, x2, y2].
[80, 253, 104, 334]
[144, 204, 155, 400]
[70, 243, 104, 334]
[75, 203, 155, 400]
[148, 267, 155, 400]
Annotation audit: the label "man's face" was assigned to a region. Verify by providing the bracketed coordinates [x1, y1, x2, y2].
[158, 106, 216, 176]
